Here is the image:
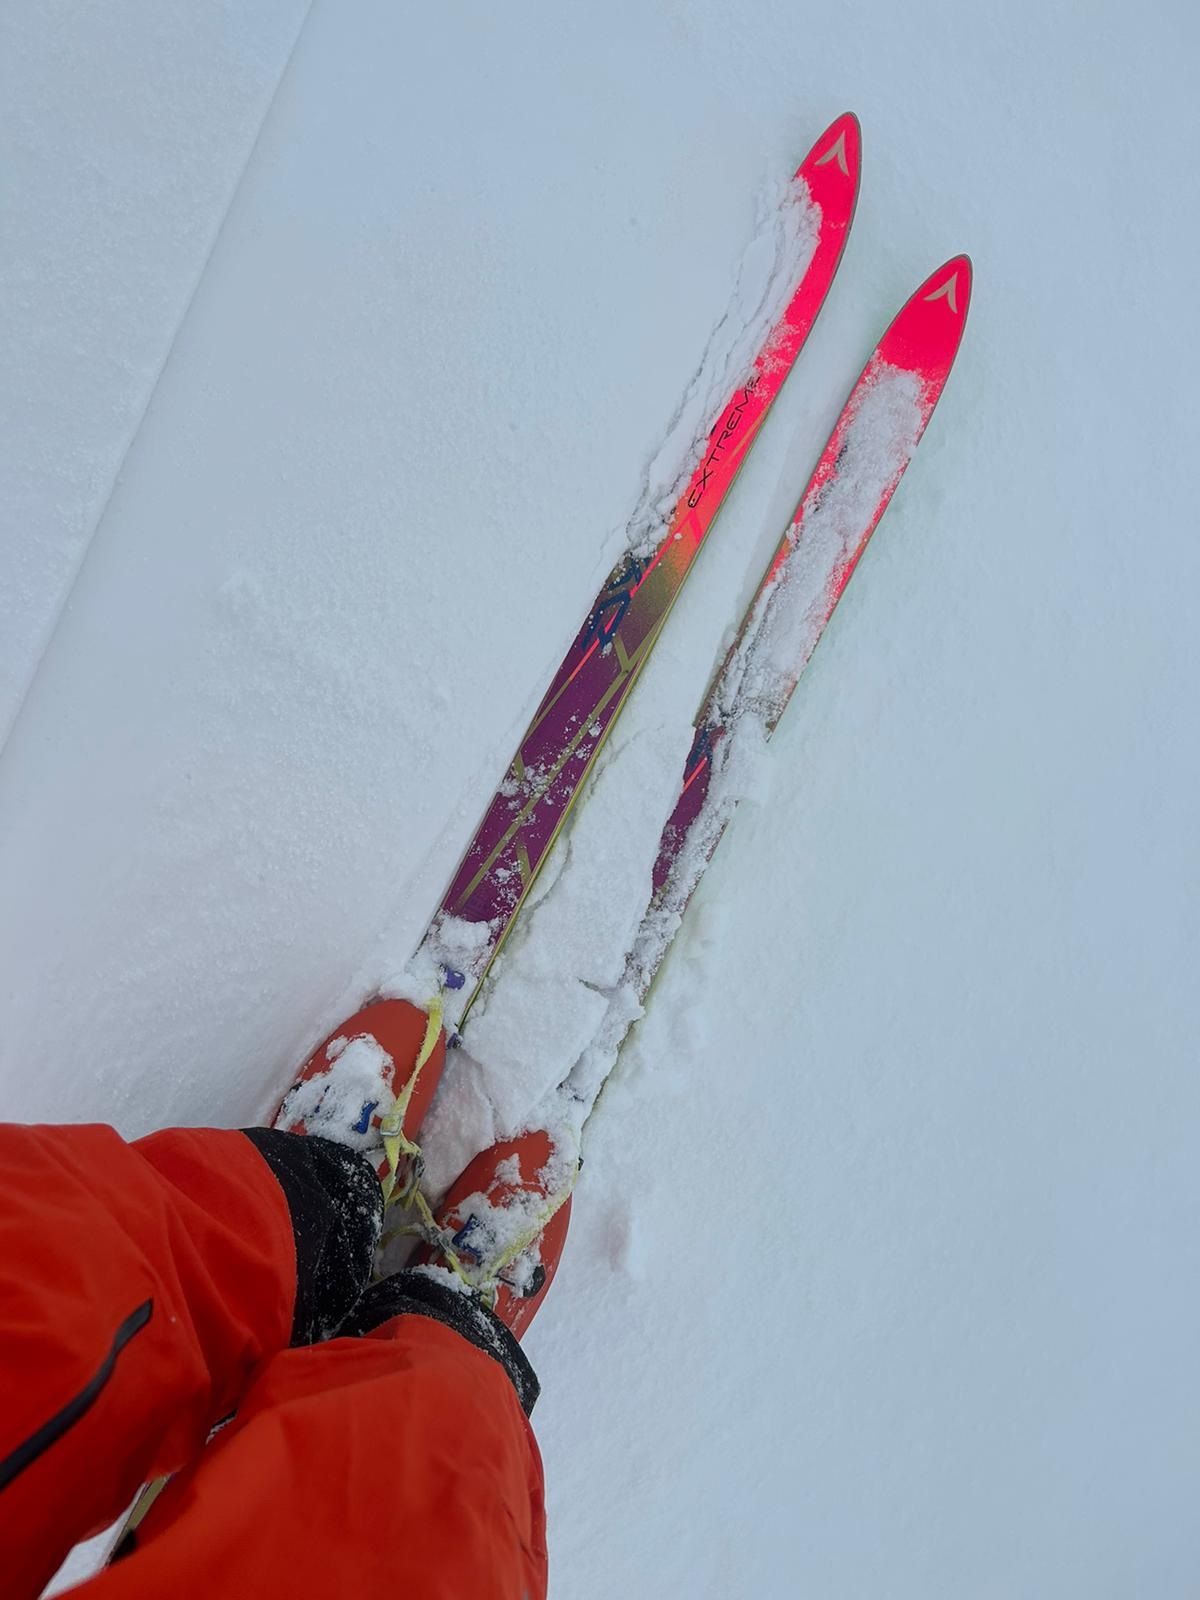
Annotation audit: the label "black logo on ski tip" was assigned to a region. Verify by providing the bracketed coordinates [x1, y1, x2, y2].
[687, 378, 758, 510]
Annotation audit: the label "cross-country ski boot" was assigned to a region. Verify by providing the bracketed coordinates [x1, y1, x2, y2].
[410, 1128, 574, 1339]
[273, 997, 447, 1193]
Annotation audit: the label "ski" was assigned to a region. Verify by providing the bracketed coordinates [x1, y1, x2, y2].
[548, 254, 973, 1131]
[413, 113, 862, 1027]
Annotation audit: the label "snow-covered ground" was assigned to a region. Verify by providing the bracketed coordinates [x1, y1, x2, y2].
[5, 2, 1199, 1594]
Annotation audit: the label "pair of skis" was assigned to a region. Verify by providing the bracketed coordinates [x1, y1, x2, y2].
[408, 111, 970, 1156]
[107, 112, 968, 1566]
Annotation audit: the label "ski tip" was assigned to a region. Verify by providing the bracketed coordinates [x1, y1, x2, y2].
[916, 254, 973, 323]
[825, 109, 862, 145]
[876, 253, 973, 375]
[800, 111, 862, 195]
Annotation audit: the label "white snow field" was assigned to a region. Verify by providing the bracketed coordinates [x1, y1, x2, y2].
[5, 1, 1199, 1595]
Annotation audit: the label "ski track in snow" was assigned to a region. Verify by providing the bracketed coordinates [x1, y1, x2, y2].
[0, 0, 314, 759]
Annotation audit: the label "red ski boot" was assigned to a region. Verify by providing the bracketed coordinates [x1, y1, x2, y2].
[412, 1128, 575, 1340]
[274, 997, 446, 1195]
[332, 1128, 574, 1413]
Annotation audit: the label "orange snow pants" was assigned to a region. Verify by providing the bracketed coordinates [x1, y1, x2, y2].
[0, 1124, 547, 1600]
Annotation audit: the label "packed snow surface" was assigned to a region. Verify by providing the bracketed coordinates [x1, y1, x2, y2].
[5, 3, 1200, 1596]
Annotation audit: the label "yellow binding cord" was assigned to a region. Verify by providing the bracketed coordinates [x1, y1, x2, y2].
[375, 991, 579, 1304]
[377, 993, 444, 1207]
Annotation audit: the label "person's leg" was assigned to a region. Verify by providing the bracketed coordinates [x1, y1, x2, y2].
[2, 1007, 555, 1600]
[0, 1121, 379, 1600]
[74, 1277, 548, 1600]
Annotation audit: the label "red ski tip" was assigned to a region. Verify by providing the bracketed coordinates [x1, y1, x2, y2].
[798, 111, 862, 192]
[877, 254, 973, 377]
[919, 253, 973, 320]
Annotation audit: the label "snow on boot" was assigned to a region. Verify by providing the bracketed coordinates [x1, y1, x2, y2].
[411, 1128, 574, 1340]
[274, 998, 446, 1193]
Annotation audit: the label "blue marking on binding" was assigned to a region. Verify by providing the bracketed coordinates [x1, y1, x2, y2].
[451, 1213, 483, 1265]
